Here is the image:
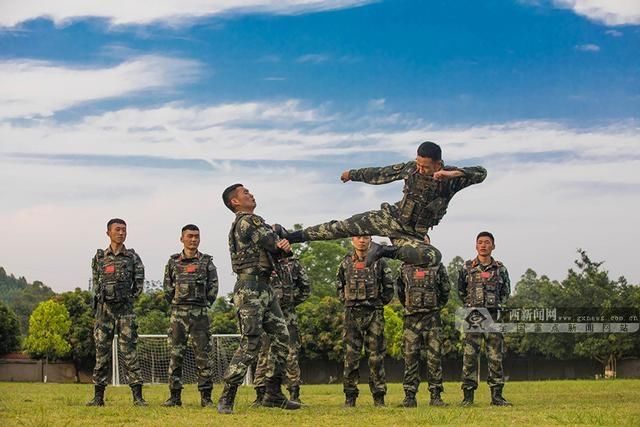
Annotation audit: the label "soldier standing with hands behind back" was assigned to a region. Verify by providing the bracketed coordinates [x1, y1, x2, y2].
[162, 224, 219, 408]
[87, 218, 147, 407]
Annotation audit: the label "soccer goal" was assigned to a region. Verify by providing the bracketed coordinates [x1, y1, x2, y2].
[110, 334, 242, 386]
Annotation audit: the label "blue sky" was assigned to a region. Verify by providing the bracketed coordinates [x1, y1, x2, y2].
[0, 0, 639, 292]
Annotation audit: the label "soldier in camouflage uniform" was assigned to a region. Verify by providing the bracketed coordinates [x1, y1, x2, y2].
[458, 231, 512, 406]
[217, 184, 301, 414]
[397, 235, 450, 407]
[87, 218, 147, 407]
[338, 235, 394, 407]
[253, 256, 311, 404]
[162, 224, 219, 408]
[277, 142, 486, 268]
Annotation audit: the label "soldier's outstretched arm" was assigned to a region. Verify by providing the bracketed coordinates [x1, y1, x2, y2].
[242, 215, 287, 255]
[435, 165, 487, 195]
[163, 259, 175, 304]
[344, 161, 414, 185]
[438, 263, 451, 306]
[207, 258, 219, 306]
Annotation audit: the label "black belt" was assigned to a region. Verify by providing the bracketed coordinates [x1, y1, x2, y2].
[237, 273, 270, 282]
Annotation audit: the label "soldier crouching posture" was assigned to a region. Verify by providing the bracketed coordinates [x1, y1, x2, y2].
[397, 236, 450, 407]
[458, 231, 512, 406]
[338, 236, 394, 407]
[87, 218, 147, 407]
[253, 255, 311, 404]
[162, 224, 219, 408]
[217, 184, 301, 414]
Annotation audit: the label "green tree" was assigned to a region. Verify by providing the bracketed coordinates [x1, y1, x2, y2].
[0, 267, 55, 334]
[23, 300, 71, 382]
[0, 301, 20, 355]
[134, 290, 171, 334]
[294, 238, 350, 298]
[298, 296, 344, 361]
[384, 304, 404, 359]
[209, 295, 238, 334]
[53, 289, 95, 381]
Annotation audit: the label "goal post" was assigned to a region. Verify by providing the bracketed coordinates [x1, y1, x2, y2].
[111, 334, 246, 386]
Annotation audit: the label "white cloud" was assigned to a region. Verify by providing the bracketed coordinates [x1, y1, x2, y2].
[296, 53, 331, 64]
[0, 0, 375, 28]
[0, 56, 200, 119]
[1, 100, 639, 293]
[605, 29, 623, 36]
[552, 0, 640, 26]
[574, 43, 601, 51]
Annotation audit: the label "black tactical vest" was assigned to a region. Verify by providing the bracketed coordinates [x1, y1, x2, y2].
[397, 171, 451, 234]
[401, 264, 439, 309]
[464, 260, 502, 308]
[270, 258, 297, 307]
[343, 257, 378, 302]
[97, 248, 135, 303]
[228, 213, 272, 274]
[171, 253, 212, 306]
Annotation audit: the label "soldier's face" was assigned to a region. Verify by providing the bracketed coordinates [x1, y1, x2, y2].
[415, 155, 442, 176]
[231, 186, 257, 211]
[107, 223, 127, 245]
[351, 236, 371, 251]
[476, 236, 495, 257]
[181, 230, 200, 251]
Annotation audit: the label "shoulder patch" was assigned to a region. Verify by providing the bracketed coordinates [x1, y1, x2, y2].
[170, 253, 181, 260]
[96, 249, 104, 257]
[392, 163, 405, 171]
[252, 216, 262, 226]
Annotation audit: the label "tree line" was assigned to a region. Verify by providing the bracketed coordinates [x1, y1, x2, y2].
[1, 242, 639, 379]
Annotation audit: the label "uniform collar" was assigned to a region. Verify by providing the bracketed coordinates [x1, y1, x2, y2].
[105, 244, 127, 256]
[180, 250, 202, 261]
[472, 256, 497, 269]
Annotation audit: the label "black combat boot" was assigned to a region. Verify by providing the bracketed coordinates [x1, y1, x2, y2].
[162, 388, 182, 407]
[251, 386, 266, 408]
[344, 392, 357, 407]
[373, 392, 386, 407]
[429, 389, 448, 407]
[217, 383, 238, 414]
[401, 391, 417, 408]
[288, 385, 301, 404]
[365, 242, 398, 267]
[490, 385, 512, 406]
[262, 377, 301, 410]
[200, 388, 214, 408]
[86, 385, 105, 406]
[131, 384, 148, 407]
[461, 388, 474, 406]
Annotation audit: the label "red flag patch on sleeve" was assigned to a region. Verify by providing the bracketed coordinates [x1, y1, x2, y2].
[104, 265, 115, 274]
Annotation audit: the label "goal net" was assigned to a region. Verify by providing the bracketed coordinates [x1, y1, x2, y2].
[111, 334, 242, 386]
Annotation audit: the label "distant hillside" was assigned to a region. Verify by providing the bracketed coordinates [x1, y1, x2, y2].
[0, 267, 55, 334]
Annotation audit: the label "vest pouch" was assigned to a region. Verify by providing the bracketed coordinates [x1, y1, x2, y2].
[103, 283, 118, 302]
[473, 285, 485, 306]
[177, 283, 191, 300]
[486, 293, 497, 308]
[195, 280, 207, 302]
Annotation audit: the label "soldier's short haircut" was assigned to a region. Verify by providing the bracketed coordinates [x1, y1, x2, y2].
[476, 231, 495, 243]
[107, 218, 126, 230]
[181, 224, 199, 233]
[417, 141, 442, 161]
[222, 183, 244, 212]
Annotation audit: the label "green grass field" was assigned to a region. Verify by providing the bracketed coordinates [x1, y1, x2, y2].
[1, 380, 639, 426]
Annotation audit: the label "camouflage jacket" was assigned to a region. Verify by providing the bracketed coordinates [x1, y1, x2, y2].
[349, 162, 487, 232]
[458, 257, 510, 307]
[397, 263, 450, 314]
[228, 212, 288, 276]
[163, 251, 219, 307]
[271, 256, 311, 308]
[337, 253, 395, 307]
[92, 244, 144, 306]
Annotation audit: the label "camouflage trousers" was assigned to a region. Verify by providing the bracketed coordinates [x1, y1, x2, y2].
[223, 279, 290, 386]
[302, 202, 441, 267]
[167, 305, 214, 391]
[402, 311, 444, 394]
[343, 305, 387, 396]
[461, 332, 505, 390]
[254, 305, 302, 389]
[93, 302, 143, 387]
